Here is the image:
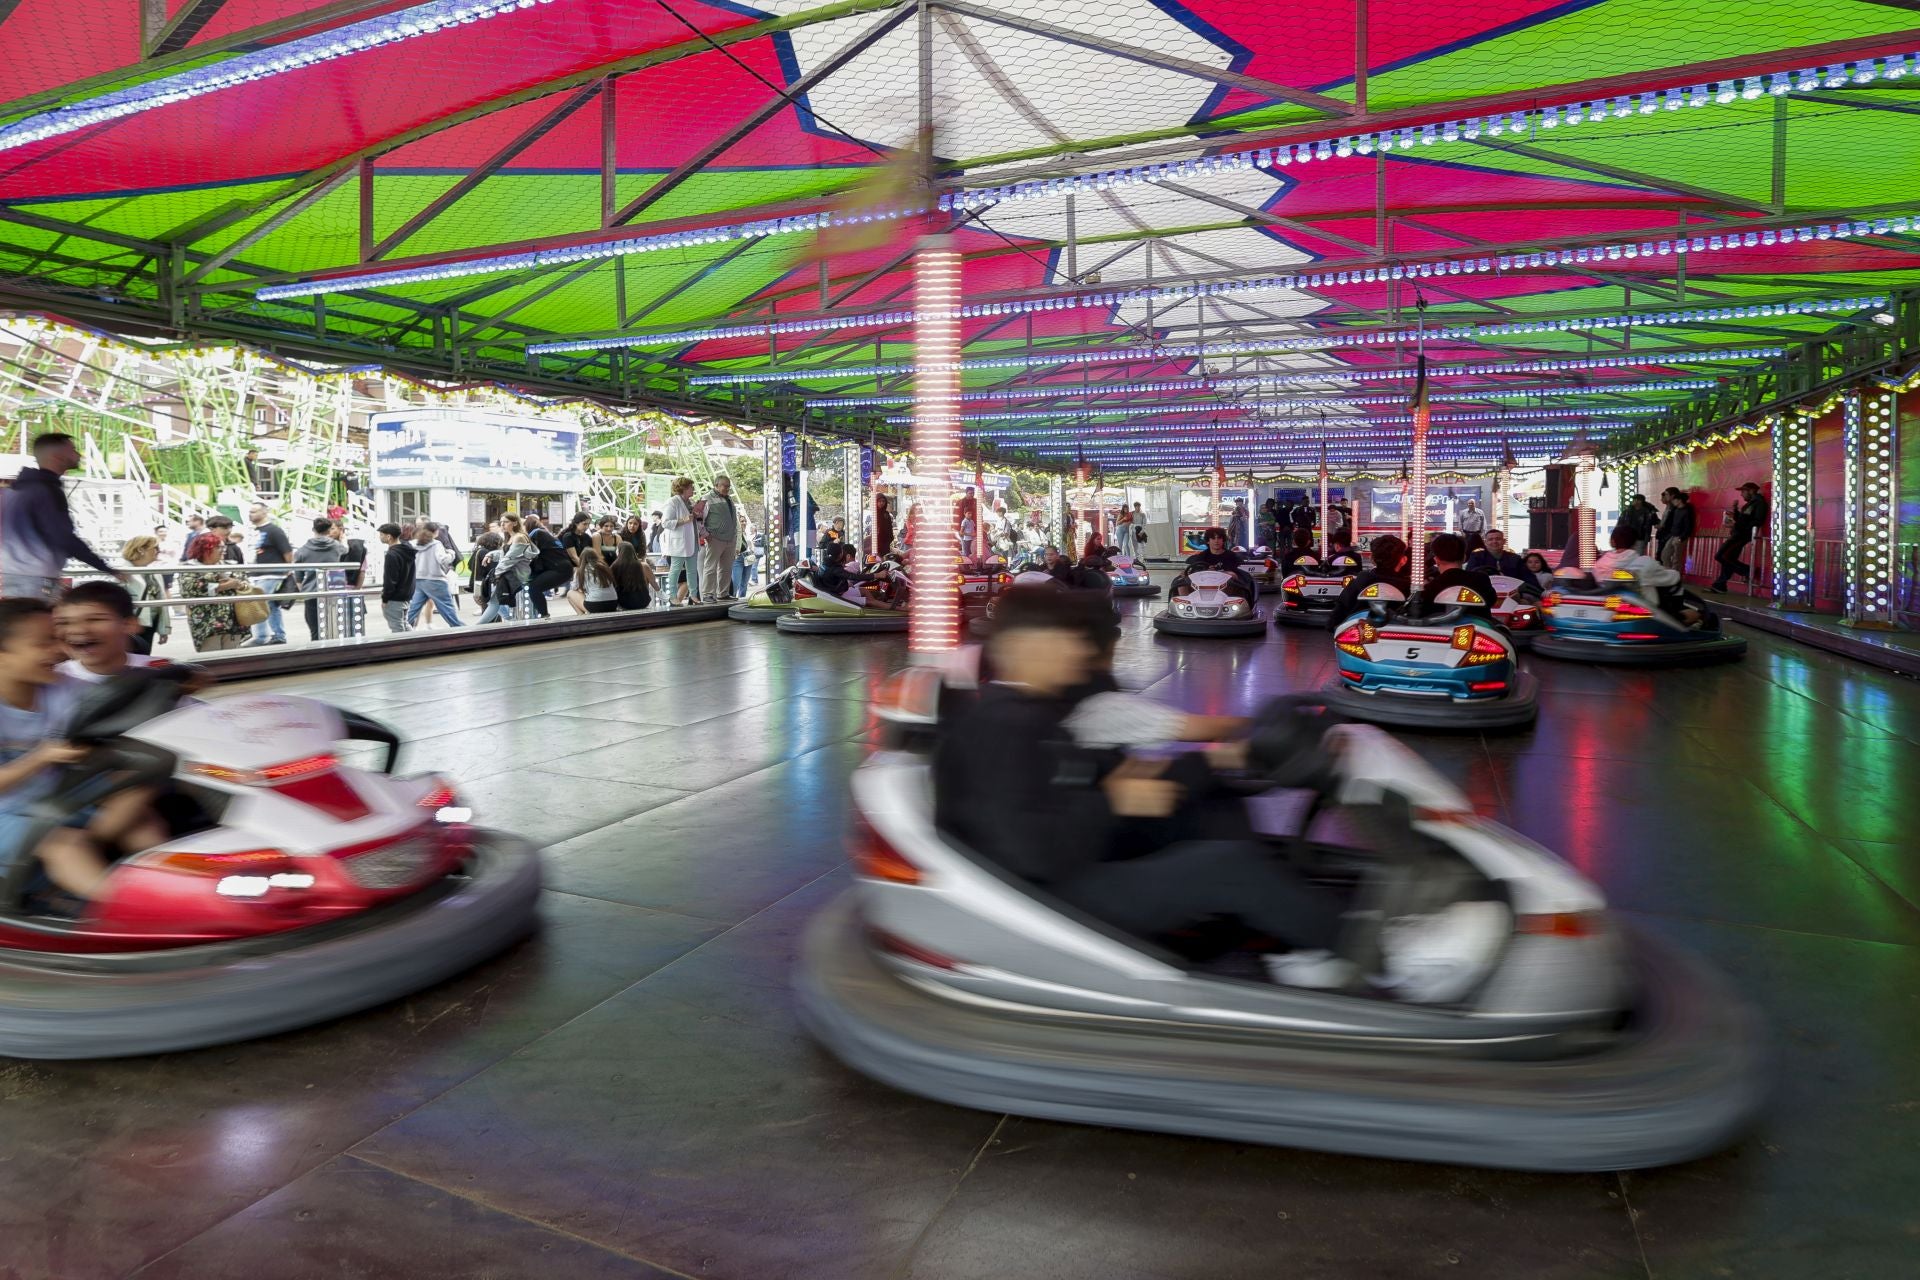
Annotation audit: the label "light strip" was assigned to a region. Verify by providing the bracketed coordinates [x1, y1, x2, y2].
[913, 405, 1661, 426]
[809, 377, 1717, 408]
[0, 0, 562, 154]
[950, 59, 1920, 209]
[258, 54, 1919, 300]
[911, 237, 961, 654]
[1843, 386, 1900, 624]
[1770, 407, 1815, 608]
[689, 335, 1791, 386]
[531, 260, 1887, 353]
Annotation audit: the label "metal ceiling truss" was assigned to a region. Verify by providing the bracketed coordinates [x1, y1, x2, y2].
[7, 6, 1920, 453]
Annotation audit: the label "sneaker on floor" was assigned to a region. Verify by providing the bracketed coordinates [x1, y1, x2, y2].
[1376, 901, 1510, 1004]
[1262, 949, 1357, 990]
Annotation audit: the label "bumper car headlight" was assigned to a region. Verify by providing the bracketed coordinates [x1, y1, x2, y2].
[1171, 600, 1195, 617]
[1223, 599, 1250, 618]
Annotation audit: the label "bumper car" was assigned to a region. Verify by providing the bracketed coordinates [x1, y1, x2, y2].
[776, 571, 912, 633]
[1273, 557, 1358, 628]
[1534, 570, 1746, 666]
[727, 563, 806, 622]
[1244, 548, 1280, 596]
[1109, 557, 1158, 598]
[1153, 568, 1265, 637]
[957, 557, 1011, 625]
[796, 697, 1765, 1171]
[0, 669, 541, 1060]
[1325, 584, 1538, 729]
[1488, 574, 1546, 650]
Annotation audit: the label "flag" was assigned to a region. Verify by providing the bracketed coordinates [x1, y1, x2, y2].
[1212, 447, 1226, 489]
[1500, 439, 1518, 471]
[1410, 354, 1430, 433]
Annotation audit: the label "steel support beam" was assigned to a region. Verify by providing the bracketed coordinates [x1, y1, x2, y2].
[178, 168, 358, 289]
[607, 3, 913, 227]
[932, 0, 1353, 117]
[1467, 140, 1775, 214]
[371, 82, 603, 261]
[143, 0, 233, 57]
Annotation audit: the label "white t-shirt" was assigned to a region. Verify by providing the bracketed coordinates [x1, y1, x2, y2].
[57, 653, 154, 684]
[661, 496, 699, 558]
[1593, 548, 1680, 594]
[1063, 691, 1191, 749]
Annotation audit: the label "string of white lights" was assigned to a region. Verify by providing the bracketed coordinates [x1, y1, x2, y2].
[218, 46, 1918, 300]
[805, 377, 1717, 407]
[528, 264, 1885, 355]
[0, 1, 562, 154]
[910, 404, 1663, 426]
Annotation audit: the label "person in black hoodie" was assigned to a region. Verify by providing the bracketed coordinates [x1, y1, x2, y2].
[1327, 533, 1412, 628]
[934, 588, 1343, 982]
[524, 516, 574, 618]
[290, 517, 348, 641]
[1184, 527, 1243, 573]
[1711, 482, 1769, 592]
[1415, 533, 1497, 616]
[377, 523, 413, 633]
[0, 433, 119, 598]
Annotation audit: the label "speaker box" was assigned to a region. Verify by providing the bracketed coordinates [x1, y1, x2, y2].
[1541, 464, 1575, 510]
[1529, 510, 1570, 551]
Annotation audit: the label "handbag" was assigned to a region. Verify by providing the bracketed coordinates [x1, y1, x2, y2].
[227, 583, 270, 627]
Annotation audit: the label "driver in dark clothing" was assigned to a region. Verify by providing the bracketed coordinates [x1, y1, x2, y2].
[1327, 534, 1412, 627]
[1322, 532, 1364, 571]
[1184, 527, 1243, 574]
[1416, 533, 1496, 616]
[933, 589, 1344, 983]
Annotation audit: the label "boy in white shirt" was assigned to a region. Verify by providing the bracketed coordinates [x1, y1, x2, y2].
[55, 581, 155, 684]
[1592, 527, 1701, 625]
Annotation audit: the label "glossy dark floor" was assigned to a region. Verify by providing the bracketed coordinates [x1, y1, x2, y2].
[8, 606, 1920, 1280]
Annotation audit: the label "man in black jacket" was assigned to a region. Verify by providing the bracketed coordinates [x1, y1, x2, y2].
[1463, 529, 1527, 580]
[1656, 487, 1696, 570]
[1328, 533, 1411, 628]
[1712, 482, 1768, 592]
[523, 516, 574, 618]
[377, 524, 414, 633]
[934, 588, 1344, 984]
[0, 433, 120, 598]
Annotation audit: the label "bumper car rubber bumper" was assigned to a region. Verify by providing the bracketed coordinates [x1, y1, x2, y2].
[1152, 610, 1267, 638]
[1532, 631, 1746, 666]
[1272, 607, 1334, 629]
[776, 611, 910, 634]
[0, 831, 541, 1060]
[727, 601, 794, 622]
[1111, 583, 1161, 598]
[1504, 629, 1539, 650]
[1322, 669, 1540, 730]
[796, 895, 1766, 1172]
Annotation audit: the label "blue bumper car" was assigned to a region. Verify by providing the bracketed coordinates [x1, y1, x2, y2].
[1324, 584, 1538, 730]
[1109, 556, 1159, 598]
[1533, 570, 1746, 666]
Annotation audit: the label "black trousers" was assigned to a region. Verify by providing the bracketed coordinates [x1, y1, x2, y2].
[1714, 539, 1751, 584]
[1054, 840, 1342, 952]
[524, 567, 571, 617]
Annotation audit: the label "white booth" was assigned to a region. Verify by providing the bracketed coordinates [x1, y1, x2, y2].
[367, 409, 584, 539]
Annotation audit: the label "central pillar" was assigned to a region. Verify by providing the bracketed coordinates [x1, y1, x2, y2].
[910, 234, 961, 654]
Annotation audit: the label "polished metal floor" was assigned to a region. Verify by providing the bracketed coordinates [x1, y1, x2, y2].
[7, 606, 1920, 1279]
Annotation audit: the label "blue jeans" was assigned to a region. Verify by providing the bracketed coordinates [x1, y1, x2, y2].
[407, 579, 464, 627]
[251, 600, 286, 643]
[665, 555, 699, 602]
[732, 554, 752, 597]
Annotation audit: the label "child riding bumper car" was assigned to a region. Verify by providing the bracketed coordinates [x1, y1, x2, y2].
[777, 555, 912, 633]
[0, 668, 541, 1059]
[1153, 567, 1264, 637]
[797, 694, 1763, 1171]
[1324, 583, 1539, 729]
[1534, 567, 1746, 666]
[1273, 555, 1361, 628]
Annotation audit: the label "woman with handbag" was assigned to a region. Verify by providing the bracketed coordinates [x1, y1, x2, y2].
[179, 532, 253, 652]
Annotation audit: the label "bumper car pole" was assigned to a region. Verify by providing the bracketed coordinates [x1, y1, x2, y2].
[911, 233, 962, 658]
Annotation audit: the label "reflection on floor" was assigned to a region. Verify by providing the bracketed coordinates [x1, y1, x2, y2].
[9, 605, 1920, 1279]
